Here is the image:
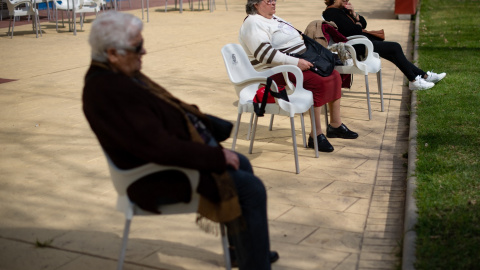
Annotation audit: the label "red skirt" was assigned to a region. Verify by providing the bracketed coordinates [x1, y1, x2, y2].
[270, 70, 342, 107]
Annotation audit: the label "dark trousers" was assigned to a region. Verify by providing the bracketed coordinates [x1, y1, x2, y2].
[355, 40, 426, 81]
[226, 153, 271, 270]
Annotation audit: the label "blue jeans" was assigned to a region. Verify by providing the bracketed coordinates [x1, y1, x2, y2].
[226, 153, 271, 270]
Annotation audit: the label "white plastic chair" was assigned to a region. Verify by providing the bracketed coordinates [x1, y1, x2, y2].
[102, 151, 232, 270]
[221, 43, 319, 174]
[33, 0, 55, 21]
[332, 36, 384, 120]
[5, 0, 42, 38]
[54, 0, 100, 35]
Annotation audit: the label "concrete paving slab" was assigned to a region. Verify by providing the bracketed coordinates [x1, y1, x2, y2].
[0, 238, 80, 270]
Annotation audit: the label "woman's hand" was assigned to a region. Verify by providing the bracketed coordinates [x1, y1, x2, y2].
[223, 148, 240, 170]
[344, 2, 356, 17]
[297, 59, 313, 71]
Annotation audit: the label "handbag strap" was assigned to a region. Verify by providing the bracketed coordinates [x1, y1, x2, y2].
[253, 78, 289, 117]
[274, 17, 303, 35]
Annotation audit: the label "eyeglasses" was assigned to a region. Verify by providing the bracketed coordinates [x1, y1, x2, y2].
[263, 0, 276, 4]
[125, 40, 144, 54]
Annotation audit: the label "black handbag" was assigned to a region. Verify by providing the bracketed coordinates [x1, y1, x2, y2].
[206, 114, 234, 142]
[274, 17, 336, 77]
[294, 33, 336, 77]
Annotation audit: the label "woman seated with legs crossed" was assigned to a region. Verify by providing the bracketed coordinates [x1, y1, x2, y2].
[323, 0, 446, 91]
[239, 0, 358, 153]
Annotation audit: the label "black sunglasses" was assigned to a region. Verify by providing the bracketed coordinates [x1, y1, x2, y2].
[125, 40, 144, 54]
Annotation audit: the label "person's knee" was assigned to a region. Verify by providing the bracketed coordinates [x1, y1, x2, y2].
[231, 171, 267, 207]
[391, 42, 403, 52]
[236, 153, 253, 173]
[244, 176, 267, 203]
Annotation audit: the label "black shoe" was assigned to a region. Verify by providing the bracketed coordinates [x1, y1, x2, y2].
[269, 251, 280, 264]
[326, 123, 358, 139]
[308, 134, 334, 152]
[230, 250, 279, 268]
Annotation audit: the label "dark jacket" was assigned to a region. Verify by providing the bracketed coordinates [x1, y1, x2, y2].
[323, 7, 383, 58]
[323, 7, 385, 42]
[82, 63, 227, 212]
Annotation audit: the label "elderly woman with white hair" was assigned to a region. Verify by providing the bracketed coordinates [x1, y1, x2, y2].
[83, 11, 278, 270]
[239, 0, 359, 153]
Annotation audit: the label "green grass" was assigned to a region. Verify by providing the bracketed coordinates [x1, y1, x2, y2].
[414, 0, 480, 268]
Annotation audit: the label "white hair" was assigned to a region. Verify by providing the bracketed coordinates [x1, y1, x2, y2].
[89, 11, 143, 62]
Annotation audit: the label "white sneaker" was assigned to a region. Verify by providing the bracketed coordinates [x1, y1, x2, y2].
[425, 71, 446, 83]
[409, 75, 435, 90]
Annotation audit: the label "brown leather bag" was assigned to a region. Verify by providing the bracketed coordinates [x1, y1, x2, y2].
[362, 29, 385, 40]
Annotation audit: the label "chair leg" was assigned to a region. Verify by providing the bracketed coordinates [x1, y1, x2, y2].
[377, 70, 384, 112]
[364, 74, 372, 120]
[146, 0, 149, 22]
[34, 11, 42, 38]
[246, 113, 254, 140]
[323, 104, 329, 128]
[117, 218, 132, 270]
[289, 116, 300, 174]
[8, 16, 13, 38]
[220, 224, 231, 270]
[224, 0, 227, 10]
[248, 114, 259, 154]
[268, 114, 274, 131]
[80, 13, 84, 30]
[11, 16, 16, 38]
[73, 11, 76, 35]
[38, 13, 42, 37]
[55, 8, 59, 30]
[311, 106, 319, 158]
[45, 1, 50, 20]
[231, 113, 242, 151]
[300, 113, 306, 148]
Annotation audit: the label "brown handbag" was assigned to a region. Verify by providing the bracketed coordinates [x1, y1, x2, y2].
[362, 29, 385, 40]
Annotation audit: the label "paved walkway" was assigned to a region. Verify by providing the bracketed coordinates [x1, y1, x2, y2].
[0, 0, 413, 269]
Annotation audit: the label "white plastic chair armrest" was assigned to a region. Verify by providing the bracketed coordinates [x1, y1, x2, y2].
[256, 65, 304, 90]
[233, 65, 303, 94]
[343, 43, 360, 66]
[347, 35, 368, 40]
[345, 38, 375, 61]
